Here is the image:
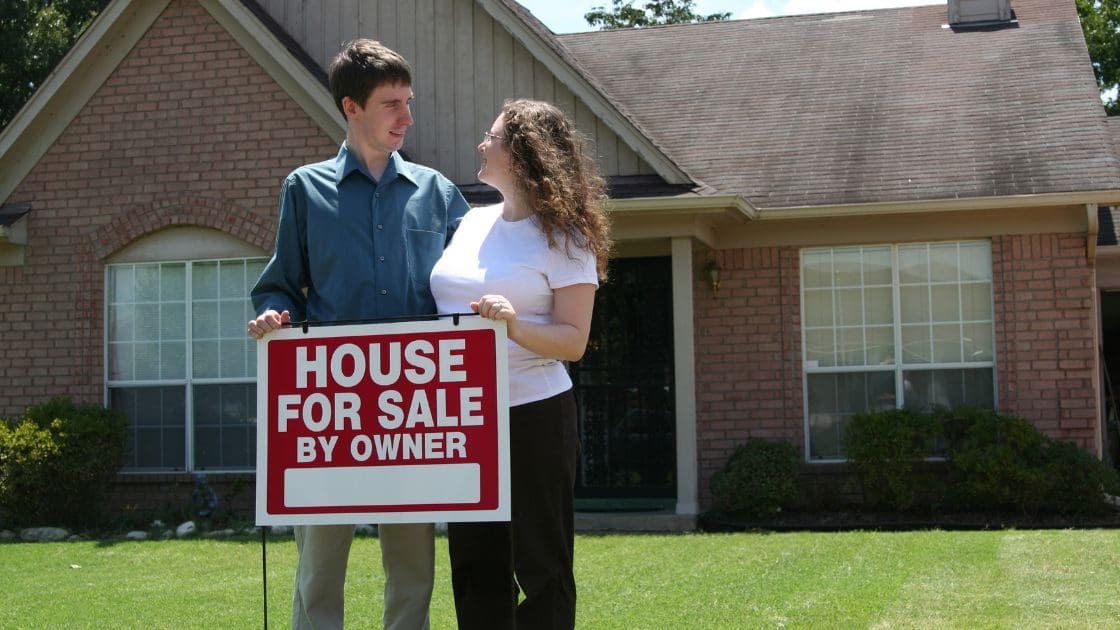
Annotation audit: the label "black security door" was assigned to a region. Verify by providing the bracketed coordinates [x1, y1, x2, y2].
[570, 256, 675, 502]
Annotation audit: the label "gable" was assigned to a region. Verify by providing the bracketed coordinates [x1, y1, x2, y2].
[6, 0, 338, 257]
[0, 0, 343, 207]
[250, 0, 661, 185]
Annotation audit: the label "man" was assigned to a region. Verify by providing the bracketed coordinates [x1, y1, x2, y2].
[248, 39, 469, 630]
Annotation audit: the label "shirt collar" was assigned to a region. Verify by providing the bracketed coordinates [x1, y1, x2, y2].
[334, 143, 418, 187]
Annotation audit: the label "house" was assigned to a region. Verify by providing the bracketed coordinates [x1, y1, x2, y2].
[1, 0, 1118, 527]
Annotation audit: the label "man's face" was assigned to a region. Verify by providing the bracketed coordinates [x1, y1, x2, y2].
[344, 82, 414, 155]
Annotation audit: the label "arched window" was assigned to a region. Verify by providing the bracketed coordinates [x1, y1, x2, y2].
[105, 227, 268, 472]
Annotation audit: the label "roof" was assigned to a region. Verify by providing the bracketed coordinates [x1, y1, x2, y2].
[558, 0, 1120, 210]
[478, 0, 695, 186]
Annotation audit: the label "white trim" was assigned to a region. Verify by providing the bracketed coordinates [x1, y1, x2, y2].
[761, 191, 1120, 220]
[670, 237, 698, 515]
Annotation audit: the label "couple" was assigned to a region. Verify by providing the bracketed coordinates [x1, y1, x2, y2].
[246, 39, 610, 630]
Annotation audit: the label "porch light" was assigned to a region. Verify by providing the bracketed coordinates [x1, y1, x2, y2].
[704, 259, 722, 297]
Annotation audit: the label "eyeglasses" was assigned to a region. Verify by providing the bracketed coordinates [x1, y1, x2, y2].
[481, 131, 504, 143]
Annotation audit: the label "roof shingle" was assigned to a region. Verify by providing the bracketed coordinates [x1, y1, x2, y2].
[558, 0, 1120, 209]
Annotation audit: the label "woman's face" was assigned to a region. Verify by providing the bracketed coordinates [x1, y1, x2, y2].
[478, 113, 513, 189]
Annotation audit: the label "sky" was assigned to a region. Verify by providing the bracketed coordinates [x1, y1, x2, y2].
[515, 0, 941, 33]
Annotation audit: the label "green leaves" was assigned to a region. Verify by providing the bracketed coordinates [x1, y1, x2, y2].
[1076, 0, 1120, 114]
[0, 0, 110, 130]
[584, 0, 731, 30]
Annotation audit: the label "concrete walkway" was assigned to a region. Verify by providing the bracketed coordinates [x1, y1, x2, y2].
[575, 509, 695, 532]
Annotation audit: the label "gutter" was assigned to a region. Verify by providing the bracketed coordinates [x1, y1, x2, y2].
[607, 194, 758, 222]
[757, 190, 1120, 220]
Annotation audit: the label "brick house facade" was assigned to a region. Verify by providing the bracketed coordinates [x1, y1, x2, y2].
[2, 0, 1119, 523]
[0, 0, 335, 418]
[693, 234, 1103, 508]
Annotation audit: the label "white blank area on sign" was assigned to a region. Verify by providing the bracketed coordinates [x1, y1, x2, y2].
[284, 464, 481, 507]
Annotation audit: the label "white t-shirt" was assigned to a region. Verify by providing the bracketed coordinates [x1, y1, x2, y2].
[430, 203, 599, 406]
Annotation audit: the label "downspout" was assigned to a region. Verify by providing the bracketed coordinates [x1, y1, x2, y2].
[1088, 204, 1104, 459]
[1088, 203, 1098, 263]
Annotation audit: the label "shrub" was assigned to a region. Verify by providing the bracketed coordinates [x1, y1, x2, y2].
[937, 407, 1051, 514]
[1039, 439, 1120, 515]
[936, 407, 1120, 516]
[844, 408, 942, 511]
[709, 438, 800, 518]
[0, 398, 128, 529]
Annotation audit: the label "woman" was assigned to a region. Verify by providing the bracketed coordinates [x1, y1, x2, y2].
[429, 98, 611, 629]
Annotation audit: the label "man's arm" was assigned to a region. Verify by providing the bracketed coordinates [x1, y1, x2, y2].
[248, 176, 307, 338]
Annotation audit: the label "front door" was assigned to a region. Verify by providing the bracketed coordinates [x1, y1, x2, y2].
[570, 256, 675, 504]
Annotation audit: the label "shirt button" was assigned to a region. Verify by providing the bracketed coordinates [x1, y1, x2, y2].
[377, 224, 383, 230]
[380, 289, 388, 295]
[379, 256, 385, 262]
[375, 192, 381, 198]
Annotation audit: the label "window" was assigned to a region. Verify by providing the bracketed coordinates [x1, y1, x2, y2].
[106, 258, 266, 471]
[801, 242, 996, 460]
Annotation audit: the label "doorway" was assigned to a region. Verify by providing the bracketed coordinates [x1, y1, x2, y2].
[570, 256, 676, 508]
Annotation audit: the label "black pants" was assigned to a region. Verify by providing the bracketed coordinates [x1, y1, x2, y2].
[448, 390, 579, 630]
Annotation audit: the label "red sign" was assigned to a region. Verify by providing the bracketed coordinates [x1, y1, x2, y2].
[255, 318, 510, 525]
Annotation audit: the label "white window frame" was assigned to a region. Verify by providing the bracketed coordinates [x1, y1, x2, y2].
[800, 240, 998, 462]
[105, 256, 266, 473]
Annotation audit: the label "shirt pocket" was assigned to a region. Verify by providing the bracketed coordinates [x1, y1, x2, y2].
[405, 228, 444, 292]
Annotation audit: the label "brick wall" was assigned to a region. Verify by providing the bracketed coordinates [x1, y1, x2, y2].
[693, 246, 804, 508]
[695, 234, 1100, 510]
[0, 0, 337, 419]
[993, 233, 1098, 451]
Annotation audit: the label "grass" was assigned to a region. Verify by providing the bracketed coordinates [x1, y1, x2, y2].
[2, 529, 1119, 628]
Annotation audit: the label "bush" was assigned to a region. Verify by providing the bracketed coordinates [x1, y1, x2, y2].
[709, 438, 800, 518]
[844, 406, 1120, 517]
[937, 407, 1053, 514]
[1039, 439, 1120, 515]
[0, 398, 128, 529]
[711, 407, 1119, 521]
[844, 408, 942, 511]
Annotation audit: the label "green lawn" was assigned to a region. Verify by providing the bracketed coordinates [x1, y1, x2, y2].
[2, 529, 1119, 628]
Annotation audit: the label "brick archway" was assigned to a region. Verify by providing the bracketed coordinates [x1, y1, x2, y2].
[91, 195, 275, 261]
[66, 196, 276, 406]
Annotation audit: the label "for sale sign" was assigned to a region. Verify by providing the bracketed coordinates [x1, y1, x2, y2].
[255, 317, 510, 525]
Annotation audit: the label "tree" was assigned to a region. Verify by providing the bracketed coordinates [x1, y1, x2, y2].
[0, 0, 110, 131]
[584, 0, 730, 30]
[1077, 0, 1120, 115]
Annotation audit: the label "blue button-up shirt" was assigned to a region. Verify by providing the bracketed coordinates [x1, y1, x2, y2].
[252, 144, 469, 323]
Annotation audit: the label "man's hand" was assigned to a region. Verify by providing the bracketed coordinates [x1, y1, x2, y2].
[247, 309, 290, 340]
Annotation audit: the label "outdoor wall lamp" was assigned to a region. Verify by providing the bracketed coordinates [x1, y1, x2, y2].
[704, 259, 722, 297]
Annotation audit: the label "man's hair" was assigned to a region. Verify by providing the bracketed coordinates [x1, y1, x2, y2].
[327, 39, 412, 117]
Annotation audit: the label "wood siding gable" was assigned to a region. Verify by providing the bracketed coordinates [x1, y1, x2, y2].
[251, 0, 663, 184]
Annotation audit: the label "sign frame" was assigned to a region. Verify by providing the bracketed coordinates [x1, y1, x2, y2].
[254, 317, 510, 526]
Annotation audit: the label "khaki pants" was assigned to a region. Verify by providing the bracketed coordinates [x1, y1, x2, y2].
[291, 523, 435, 630]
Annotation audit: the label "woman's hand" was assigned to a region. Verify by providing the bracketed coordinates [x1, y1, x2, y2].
[472, 285, 595, 362]
[472, 294, 518, 331]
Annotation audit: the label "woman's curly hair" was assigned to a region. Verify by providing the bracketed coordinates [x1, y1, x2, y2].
[501, 99, 612, 281]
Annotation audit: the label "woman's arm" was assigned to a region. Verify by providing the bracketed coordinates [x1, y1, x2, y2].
[472, 283, 596, 362]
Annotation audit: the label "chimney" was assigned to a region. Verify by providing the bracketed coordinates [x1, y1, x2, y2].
[948, 0, 1013, 26]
